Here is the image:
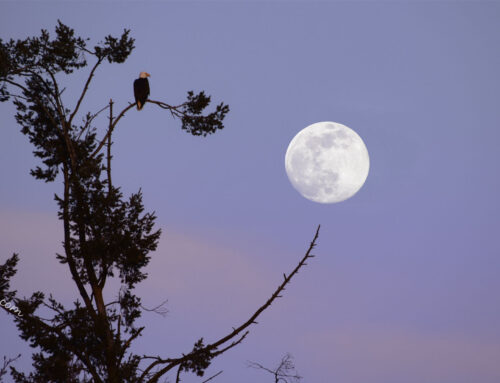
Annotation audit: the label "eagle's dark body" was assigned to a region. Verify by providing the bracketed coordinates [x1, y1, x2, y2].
[134, 77, 150, 110]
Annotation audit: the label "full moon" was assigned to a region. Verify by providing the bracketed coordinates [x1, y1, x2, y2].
[285, 121, 370, 204]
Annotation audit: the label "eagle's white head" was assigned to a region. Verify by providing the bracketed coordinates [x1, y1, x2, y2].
[139, 72, 151, 78]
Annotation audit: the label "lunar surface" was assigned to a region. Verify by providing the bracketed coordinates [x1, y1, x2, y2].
[285, 121, 370, 203]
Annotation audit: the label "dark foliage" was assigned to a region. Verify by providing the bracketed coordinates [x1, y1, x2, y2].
[0, 21, 230, 383]
[181, 339, 214, 377]
[0, 20, 317, 383]
[180, 91, 229, 136]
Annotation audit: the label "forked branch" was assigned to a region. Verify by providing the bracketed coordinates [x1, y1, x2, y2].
[92, 102, 135, 157]
[68, 58, 103, 126]
[248, 353, 302, 383]
[141, 298, 169, 317]
[0, 354, 21, 382]
[91, 99, 188, 158]
[142, 225, 321, 383]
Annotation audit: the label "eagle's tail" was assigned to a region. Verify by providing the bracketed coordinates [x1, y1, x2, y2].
[136, 101, 143, 111]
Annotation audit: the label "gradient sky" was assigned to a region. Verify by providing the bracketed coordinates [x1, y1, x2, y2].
[1, 1, 500, 382]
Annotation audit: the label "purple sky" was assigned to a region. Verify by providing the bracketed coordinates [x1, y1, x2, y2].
[1, 2, 500, 382]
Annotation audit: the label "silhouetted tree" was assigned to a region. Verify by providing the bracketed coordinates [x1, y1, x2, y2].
[0, 22, 319, 383]
[248, 353, 302, 383]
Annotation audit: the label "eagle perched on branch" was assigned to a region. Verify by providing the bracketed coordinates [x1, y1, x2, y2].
[133, 72, 150, 110]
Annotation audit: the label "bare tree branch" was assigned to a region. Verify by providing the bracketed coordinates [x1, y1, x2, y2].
[211, 331, 249, 358]
[92, 99, 188, 158]
[0, 354, 21, 382]
[144, 225, 320, 383]
[118, 326, 145, 366]
[107, 98, 113, 195]
[68, 58, 103, 126]
[77, 104, 110, 140]
[92, 102, 135, 157]
[247, 361, 276, 376]
[175, 363, 183, 383]
[147, 99, 187, 119]
[201, 370, 223, 383]
[141, 298, 169, 317]
[248, 353, 302, 383]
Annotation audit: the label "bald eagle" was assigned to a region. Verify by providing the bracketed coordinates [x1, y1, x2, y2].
[134, 72, 150, 110]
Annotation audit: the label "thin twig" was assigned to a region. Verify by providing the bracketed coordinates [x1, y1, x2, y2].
[92, 99, 188, 158]
[202, 370, 223, 383]
[77, 104, 110, 141]
[0, 354, 21, 381]
[141, 299, 169, 317]
[248, 353, 302, 383]
[92, 102, 135, 157]
[68, 58, 102, 126]
[118, 326, 145, 366]
[175, 364, 183, 383]
[144, 225, 321, 383]
[107, 99, 113, 195]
